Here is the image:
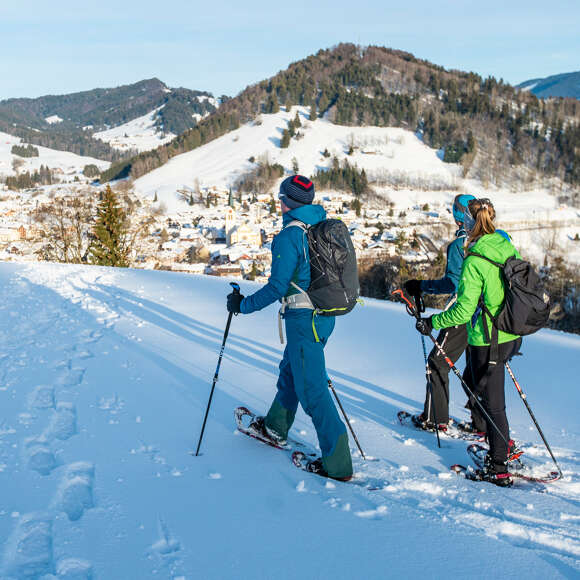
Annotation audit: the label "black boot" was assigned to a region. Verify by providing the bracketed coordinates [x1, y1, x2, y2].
[476, 455, 513, 488]
[305, 457, 352, 482]
[411, 413, 449, 433]
[248, 416, 287, 446]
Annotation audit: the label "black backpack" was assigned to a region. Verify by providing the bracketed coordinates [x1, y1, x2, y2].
[467, 253, 550, 353]
[289, 219, 359, 315]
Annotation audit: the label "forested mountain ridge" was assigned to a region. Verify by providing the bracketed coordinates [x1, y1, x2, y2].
[102, 44, 580, 188]
[518, 71, 580, 100]
[0, 79, 218, 161]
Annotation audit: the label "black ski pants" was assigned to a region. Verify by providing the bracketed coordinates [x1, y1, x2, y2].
[468, 338, 522, 464]
[423, 324, 475, 426]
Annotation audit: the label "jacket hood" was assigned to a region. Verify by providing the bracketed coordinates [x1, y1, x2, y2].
[469, 232, 516, 263]
[283, 204, 326, 227]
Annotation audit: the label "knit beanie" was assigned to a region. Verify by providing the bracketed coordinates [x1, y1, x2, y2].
[452, 194, 477, 223]
[279, 175, 315, 209]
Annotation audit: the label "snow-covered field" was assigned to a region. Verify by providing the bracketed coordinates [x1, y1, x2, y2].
[92, 108, 175, 153]
[0, 262, 578, 578]
[0, 132, 109, 178]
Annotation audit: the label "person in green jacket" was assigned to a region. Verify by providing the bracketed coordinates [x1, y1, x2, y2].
[415, 198, 521, 487]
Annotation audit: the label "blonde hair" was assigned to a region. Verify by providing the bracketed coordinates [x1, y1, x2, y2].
[466, 198, 496, 246]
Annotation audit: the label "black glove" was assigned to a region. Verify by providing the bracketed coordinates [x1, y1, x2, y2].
[227, 292, 244, 314]
[403, 279, 423, 298]
[415, 316, 433, 336]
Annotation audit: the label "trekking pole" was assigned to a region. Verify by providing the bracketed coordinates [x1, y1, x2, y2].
[194, 282, 240, 457]
[415, 296, 441, 448]
[392, 289, 511, 450]
[505, 361, 563, 477]
[410, 293, 441, 447]
[328, 379, 366, 460]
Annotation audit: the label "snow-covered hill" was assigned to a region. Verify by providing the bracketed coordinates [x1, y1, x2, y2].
[0, 132, 109, 178]
[92, 107, 176, 153]
[0, 263, 578, 578]
[133, 107, 461, 208]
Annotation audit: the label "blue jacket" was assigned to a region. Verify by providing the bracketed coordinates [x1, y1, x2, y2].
[240, 204, 327, 314]
[420, 228, 466, 295]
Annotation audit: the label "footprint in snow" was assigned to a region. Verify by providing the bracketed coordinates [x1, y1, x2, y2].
[57, 368, 85, 387]
[1, 512, 54, 578]
[55, 557, 94, 579]
[28, 385, 56, 410]
[24, 438, 57, 475]
[42, 403, 77, 442]
[52, 462, 95, 522]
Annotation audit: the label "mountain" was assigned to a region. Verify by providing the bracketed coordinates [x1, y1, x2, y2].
[518, 71, 580, 100]
[0, 261, 578, 577]
[0, 79, 218, 161]
[102, 44, 580, 187]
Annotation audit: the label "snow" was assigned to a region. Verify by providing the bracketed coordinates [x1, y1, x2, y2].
[0, 131, 109, 178]
[131, 108, 580, 265]
[93, 107, 176, 153]
[0, 261, 578, 578]
[133, 107, 461, 210]
[45, 116, 63, 125]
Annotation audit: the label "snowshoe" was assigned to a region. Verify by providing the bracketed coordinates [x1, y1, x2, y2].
[397, 411, 485, 442]
[235, 407, 288, 449]
[466, 443, 561, 484]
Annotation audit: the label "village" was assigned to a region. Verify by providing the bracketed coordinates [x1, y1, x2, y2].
[0, 181, 449, 282]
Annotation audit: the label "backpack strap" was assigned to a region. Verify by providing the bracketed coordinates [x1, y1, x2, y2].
[467, 252, 503, 365]
[466, 251, 504, 268]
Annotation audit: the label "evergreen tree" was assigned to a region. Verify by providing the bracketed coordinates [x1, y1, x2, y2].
[294, 111, 301, 128]
[266, 93, 279, 114]
[310, 104, 317, 121]
[280, 129, 291, 148]
[88, 185, 130, 267]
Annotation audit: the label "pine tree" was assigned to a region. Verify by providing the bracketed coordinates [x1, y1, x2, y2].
[280, 129, 291, 148]
[88, 185, 129, 267]
[294, 111, 301, 128]
[310, 104, 317, 121]
[266, 93, 279, 114]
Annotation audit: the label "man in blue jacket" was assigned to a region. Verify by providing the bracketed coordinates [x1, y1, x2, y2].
[227, 175, 353, 481]
[403, 194, 486, 434]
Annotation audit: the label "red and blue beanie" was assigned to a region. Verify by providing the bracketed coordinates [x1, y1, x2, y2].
[279, 175, 315, 209]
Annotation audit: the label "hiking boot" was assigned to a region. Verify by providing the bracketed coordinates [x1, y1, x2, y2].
[305, 458, 352, 482]
[477, 455, 513, 488]
[412, 413, 449, 433]
[457, 421, 486, 438]
[248, 416, 287, 446]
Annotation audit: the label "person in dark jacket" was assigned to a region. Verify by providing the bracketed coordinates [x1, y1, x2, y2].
[227, 175, 353, 481]
[403, 194, 485, 434]
[416, 198, 521, 487]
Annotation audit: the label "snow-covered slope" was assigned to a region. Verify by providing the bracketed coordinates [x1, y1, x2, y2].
[0, 132, 109, 178]
[92, 107, 175, 153]
[133, 107, 460, 209]
[0, 263, 578, 578]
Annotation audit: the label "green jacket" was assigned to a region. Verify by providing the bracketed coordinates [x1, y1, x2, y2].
[432, 232, 521, 346]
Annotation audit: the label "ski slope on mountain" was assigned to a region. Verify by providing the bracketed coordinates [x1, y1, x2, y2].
[0, 132, 109, 178]
[92, 107, 175, 153]
[0, 263, 579, 579]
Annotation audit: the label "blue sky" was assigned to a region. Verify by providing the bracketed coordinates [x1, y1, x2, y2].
[1, 0, 578, 99]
